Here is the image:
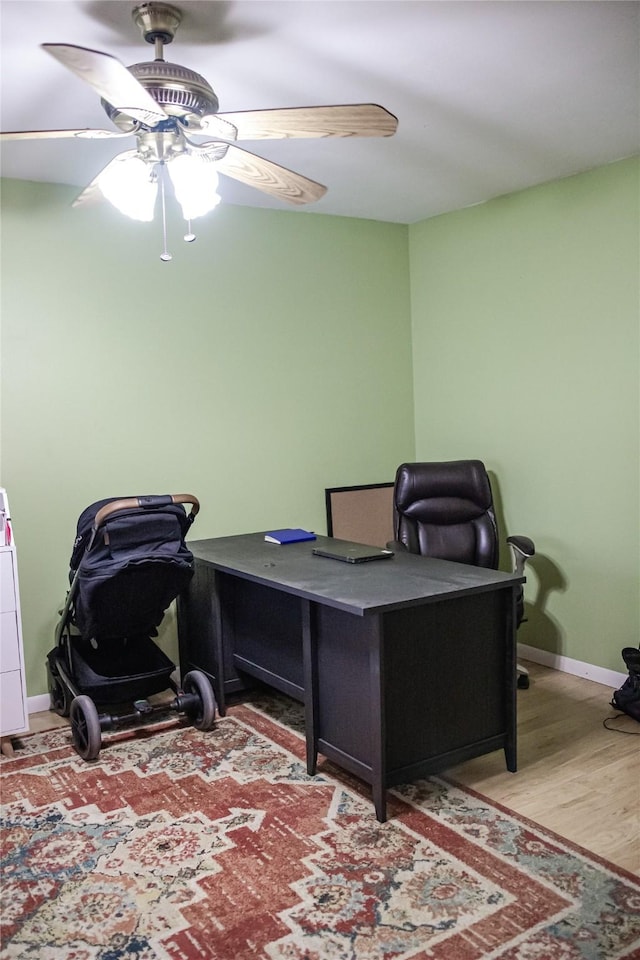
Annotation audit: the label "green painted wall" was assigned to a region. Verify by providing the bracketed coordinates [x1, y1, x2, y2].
[408, 158, 640, 673]
[0, 179, 413, 696]
[2, 158, 638, 697]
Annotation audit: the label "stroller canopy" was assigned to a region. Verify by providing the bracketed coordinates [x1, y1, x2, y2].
[70, 495, 196, 640]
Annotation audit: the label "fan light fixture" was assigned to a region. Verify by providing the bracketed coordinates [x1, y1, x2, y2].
[97, 154, 220, 221]
[168, 153, 221, 221]
[0, 3, 398, 261]
[97, 154, 157, 221]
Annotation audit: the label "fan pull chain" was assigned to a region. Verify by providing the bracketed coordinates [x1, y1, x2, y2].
[159, 172, 172, 262]
[184, 221, 196, 243]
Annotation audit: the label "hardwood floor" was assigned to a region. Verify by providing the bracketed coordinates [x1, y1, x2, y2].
[449, 660, 639, 874]
[23, 660, 639, 874]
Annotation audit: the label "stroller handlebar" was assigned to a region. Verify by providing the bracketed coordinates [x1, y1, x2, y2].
[93, 494, 200, 529]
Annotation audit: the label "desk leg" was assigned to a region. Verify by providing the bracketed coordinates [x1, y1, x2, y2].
[369, 614, 387, 822]
[177, 567, 228, 717]
[212, 572, 227, 717]
[504, 586, 518, 773]
[301, 599, 319, 776]
[373, 783, 387, 823]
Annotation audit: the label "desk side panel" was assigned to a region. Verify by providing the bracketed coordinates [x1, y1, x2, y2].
[315, 605, 376, 775]
[383, 591, 509, 777]
[314, 589, 515, 787]
[178, 563, 246, 696]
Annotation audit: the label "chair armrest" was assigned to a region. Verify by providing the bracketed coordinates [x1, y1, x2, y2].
[507, 535, 535, 559]
[507, 535, 535, 578]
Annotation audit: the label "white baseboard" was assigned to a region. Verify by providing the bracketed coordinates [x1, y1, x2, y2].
[518, 643, 627, 689]
[27, 694, 53, 715]
[27, 647, 627, 715]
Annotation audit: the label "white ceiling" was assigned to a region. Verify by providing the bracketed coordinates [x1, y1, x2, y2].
[1, 0, 638, 224]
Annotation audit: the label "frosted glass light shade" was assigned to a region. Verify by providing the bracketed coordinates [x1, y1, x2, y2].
[98, 156, 157, 221]
[169, 153, 221, 221]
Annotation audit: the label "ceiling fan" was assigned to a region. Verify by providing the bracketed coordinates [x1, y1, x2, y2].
[1, 1, 398, 239]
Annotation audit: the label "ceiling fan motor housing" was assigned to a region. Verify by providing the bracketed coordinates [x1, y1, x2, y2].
[101, 3, 220, 129]
[102, 60, 220, 128]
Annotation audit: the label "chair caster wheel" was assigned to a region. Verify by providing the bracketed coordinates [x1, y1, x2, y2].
[517, 673, 530, 689]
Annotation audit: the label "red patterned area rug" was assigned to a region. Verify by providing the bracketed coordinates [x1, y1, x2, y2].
[1, 693, 639, 960]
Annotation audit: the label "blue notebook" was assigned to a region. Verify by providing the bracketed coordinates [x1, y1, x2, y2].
[264, 528, 316, 544]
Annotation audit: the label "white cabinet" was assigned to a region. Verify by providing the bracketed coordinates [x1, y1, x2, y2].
[0, 490, 28, 754]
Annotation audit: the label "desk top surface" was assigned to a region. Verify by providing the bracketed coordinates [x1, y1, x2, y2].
[188, 534, 524, 616]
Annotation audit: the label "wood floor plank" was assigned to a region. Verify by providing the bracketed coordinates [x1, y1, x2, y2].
[449, 660, 639, 874]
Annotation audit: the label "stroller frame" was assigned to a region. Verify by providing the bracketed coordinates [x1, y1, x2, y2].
[47, 494, 216, 760]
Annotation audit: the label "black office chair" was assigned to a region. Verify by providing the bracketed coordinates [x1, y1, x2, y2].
[389, 460, 535, 688]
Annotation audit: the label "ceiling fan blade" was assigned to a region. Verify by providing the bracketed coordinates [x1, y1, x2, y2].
[42, 44, 168, 126]
[0, 128, 134, 142]
[201, 104, 398, 141]
[198, 141, 326, 205]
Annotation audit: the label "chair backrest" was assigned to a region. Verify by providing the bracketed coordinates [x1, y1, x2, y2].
[393, 460, 499, 569]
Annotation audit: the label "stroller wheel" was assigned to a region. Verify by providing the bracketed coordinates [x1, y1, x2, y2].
[183, 670, 216, 731]
[70, 695, 102, 761]
[47, 659, 71, 718]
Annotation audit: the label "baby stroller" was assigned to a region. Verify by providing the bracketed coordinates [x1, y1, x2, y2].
[47, 494, 216, 760]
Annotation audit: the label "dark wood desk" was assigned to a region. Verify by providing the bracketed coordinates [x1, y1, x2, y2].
[178, 533, 523, 821]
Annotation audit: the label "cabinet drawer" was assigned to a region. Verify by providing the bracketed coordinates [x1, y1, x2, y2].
[0, 551, 16, 613]
[0, 669, 26, 734]
[0, 611, 20, 671]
